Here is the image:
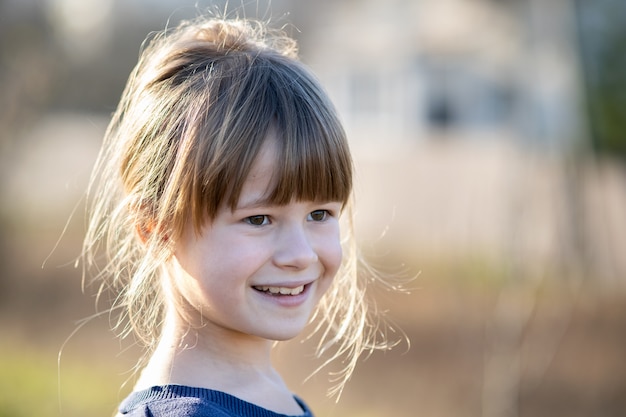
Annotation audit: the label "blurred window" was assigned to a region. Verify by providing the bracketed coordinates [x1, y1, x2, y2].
[421, 57, 515, 133]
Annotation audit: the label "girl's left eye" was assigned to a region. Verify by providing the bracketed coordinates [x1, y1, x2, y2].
[244, 215, 270, 226]
[308, 210, 330, 222]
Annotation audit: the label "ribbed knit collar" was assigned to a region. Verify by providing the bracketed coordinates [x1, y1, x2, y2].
[119, 384, 313, 417]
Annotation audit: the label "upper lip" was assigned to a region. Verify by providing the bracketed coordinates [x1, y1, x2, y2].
[251, 279, 315, 289]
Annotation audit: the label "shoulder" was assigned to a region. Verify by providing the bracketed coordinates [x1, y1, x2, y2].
[117, 385, 314, 417]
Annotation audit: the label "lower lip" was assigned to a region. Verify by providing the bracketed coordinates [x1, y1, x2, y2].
[253, 283, 312, 308]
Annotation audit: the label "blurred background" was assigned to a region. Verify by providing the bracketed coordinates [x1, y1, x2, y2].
[1, 0, 625, 416]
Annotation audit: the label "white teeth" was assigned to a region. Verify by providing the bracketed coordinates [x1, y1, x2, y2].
[255, 285, 305, 295]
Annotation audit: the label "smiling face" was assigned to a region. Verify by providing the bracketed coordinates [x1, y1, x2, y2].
[170, 132, 343, 342]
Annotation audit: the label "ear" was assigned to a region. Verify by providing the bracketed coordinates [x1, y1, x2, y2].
[135, 219, 170, 244]
[130, 198, 169, 244]
[135, 221, 154, 244]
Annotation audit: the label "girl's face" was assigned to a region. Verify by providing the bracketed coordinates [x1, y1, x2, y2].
[171, 133, 343, 342]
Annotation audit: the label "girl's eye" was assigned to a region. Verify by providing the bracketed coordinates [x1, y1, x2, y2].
[308, 210, 330, 222]
[244, 215, 269, 226]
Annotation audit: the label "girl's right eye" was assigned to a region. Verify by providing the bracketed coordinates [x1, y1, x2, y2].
[244, 215, 269, 226]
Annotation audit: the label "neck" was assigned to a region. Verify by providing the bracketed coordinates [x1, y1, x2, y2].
[136, 310, 278, 391]
[134, 311, 304, 415]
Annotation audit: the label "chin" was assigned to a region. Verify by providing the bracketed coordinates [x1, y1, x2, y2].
[271, 333, 301, 342]
[267, 328, 306, 342]
[257, 321, 309, 342]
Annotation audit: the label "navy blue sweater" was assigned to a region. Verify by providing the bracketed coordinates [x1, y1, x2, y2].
[118, 385, 314, 417]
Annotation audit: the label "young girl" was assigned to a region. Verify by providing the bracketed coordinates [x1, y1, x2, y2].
[83, 15, 392, 417]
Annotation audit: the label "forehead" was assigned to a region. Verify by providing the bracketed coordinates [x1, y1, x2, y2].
[235, 132, 280, 209]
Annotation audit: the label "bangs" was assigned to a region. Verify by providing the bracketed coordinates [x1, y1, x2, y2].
[186, 53, 352, 231]
[265, 118, 352, 207]
[239, 57, 353, 209]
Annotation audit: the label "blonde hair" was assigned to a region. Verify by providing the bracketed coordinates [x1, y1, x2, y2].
[83, 16, 392, 398]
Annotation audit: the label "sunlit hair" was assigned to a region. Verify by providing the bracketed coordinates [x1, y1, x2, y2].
[83, 16, 393, 398]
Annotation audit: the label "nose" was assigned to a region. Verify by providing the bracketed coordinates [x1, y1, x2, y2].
[273, 223, 318, 270]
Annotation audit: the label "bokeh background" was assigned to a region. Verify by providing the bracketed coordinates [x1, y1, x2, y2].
[1, 0, 625, 416]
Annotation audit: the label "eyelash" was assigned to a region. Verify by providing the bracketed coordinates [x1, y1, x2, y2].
[308, 209, 330, 222]
[243, 210, 332, 226]
[244, 215, 270, 226]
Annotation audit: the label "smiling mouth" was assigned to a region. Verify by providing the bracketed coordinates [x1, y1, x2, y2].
[253, 285, 305, 296]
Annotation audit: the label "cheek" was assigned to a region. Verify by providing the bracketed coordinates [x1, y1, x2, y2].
[314, 241, 342, 304]
[320, 234, 343, 280]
